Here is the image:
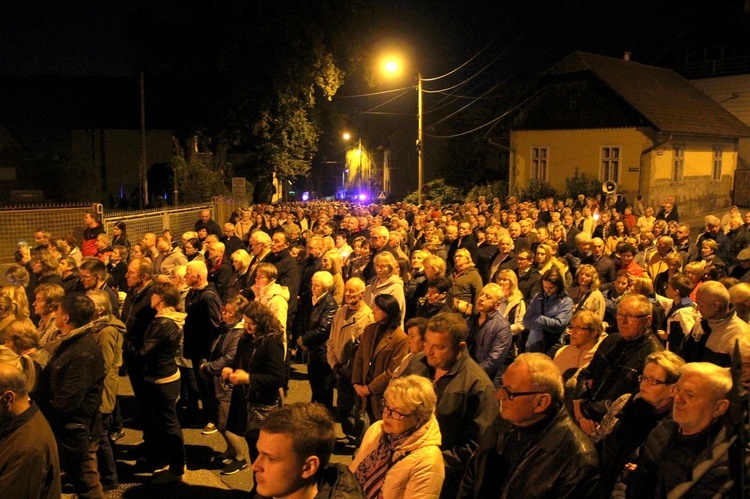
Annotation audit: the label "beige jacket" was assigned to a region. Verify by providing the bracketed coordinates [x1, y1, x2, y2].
[350, 416, 445, 499]
[326, 303, 373, 370]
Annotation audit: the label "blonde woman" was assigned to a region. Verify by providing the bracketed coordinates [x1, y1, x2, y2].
[32, 283, 65, 347]
[0, 285, 30, 320]
[351, 375, 444, 499]
[569, 264, 606, 320]
[496, 269, 527, 337]
[0, 319, 39, 392]
[321, 251, 345, 306]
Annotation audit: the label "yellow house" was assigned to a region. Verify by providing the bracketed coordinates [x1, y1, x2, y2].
[507, 52, 750, 218]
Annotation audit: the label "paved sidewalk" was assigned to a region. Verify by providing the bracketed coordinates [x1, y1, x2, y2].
[64, 363, 353, 499]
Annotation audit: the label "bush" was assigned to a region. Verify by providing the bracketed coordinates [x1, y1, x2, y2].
[404, 179, 464, 205]
[565, 167, 603, 200]
[466, 181, 508, 203]
[518, 179, 558, 202]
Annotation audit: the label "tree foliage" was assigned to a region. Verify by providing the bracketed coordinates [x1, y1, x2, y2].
[565, 167, 603, 200]
[170, 137, 228, 204]
[404, 179, 464, 205]
[466, 181, 509, 203]
[132, 1, 360, 202]
[518, 179, 558, 202]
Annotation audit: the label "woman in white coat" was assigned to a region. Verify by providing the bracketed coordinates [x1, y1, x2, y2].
[351, 375, 444, 499]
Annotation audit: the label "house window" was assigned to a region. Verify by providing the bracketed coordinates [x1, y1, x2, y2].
[531, 147, 548, 181]
[601, 146, 620, 182]
[672, 146, 684, 183]
[712, 147, 722, 181]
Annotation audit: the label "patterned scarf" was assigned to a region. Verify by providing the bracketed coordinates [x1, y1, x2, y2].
[355, 426, 416, 499]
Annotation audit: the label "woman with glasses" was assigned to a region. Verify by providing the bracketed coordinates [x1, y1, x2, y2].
[351, 375, 444, 499]
[593, 351, 684, 494]
[183, 238, 204, 263]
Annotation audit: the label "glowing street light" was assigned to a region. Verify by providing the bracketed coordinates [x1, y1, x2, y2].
[382, 57, 423, 205]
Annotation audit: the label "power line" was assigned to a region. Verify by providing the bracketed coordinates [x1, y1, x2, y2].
[421, 33, 501, 82]
[335, 86, 414, 99]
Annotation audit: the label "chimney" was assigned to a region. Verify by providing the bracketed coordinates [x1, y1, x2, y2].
[624, 52, 631, 61]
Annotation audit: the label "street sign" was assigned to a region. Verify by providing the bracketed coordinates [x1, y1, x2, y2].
[377, 191, 386, 200]
[232, 177, 246, 197]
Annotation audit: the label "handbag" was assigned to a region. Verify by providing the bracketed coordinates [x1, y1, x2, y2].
[246, 399, 280, 434]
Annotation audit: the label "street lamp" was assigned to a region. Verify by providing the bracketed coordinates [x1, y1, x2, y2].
[382, 57, 423, 205]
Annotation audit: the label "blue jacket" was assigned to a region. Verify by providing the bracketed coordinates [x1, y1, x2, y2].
[523, 291, 573, 348]
[466, 309, 512, 384]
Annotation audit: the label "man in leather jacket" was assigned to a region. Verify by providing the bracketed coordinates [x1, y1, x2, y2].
[458, 353, 601, 499]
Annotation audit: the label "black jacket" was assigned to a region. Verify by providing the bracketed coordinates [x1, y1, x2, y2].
[121, 281, 157, 354]
[267, 248, 301, 314]
[36, 323, 105, 437]
[302, 293, 338, 366]
[139, 315, 182, 380]
[458, 405, 601, 499]
[183, 284, 223, 360]
[575, 332, 663, 422]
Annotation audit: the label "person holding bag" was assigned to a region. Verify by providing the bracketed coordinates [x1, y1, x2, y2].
[222, 301, 285, 472]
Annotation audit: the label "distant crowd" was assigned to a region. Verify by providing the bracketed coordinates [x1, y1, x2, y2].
[1, 192, 749, 498]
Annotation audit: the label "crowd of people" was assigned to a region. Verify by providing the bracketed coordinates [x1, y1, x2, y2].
[1, 193, 750, 498]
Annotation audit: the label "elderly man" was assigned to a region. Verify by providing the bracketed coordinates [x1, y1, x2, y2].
[646, 236, 676, 281]
[405, 312, 498, 499]
[573, 295, 663, 430]
[0, 364, 61, 498]
[326, 278, 374, 443]
[207, 241, 232, 299]
[36, 293, 105, 498]
[363, 225, 397, 282]
[488, 234, 518, 284]
[221, 222, 243, 258]
[298, 271, 338, 412]
[466, 283, 512, 386]
[247, 230, 273, 283]
[681, 280, 750, 367]
[619, 362, 731, 497]
[591, 237, 617, 289]
[447, 221, 479, 269]
[195, 209, 222, 237]
[695, 215, 730, 263]
[267, 231, 300, 327]
[458, 353, 601, 499]
[183, 260, 223, 428]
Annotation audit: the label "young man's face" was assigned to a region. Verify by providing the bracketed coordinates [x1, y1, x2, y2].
[253, 431, 313, 498]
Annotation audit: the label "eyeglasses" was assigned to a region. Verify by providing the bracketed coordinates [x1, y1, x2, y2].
[379, 400, 415, 421]
[616, 313, 649, 322]
[498, 380, 546, 401]
[638, 375, 668, 386]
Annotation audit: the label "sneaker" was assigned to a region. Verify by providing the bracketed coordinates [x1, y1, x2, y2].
[152, 470, 183, 484]
[211, 451, 233, 464]
[220, 458, 248, 475]
[109, 431, 126, 442]
[201, 422, 217, 435]
[136, 457, 169, 473]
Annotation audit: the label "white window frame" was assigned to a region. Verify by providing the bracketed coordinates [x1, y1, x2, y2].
[672, 146, 685, 183]
[531, 146, 549, 181]
[600, 146, 621, 183]
[712, 146, 722, 181]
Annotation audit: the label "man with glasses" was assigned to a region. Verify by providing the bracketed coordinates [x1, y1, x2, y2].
[619, 362, 731, 497]
[573, 295, 663, 429]
[458, 353, 601, 499]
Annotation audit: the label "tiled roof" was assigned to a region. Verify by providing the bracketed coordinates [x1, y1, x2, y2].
[546, 51, 750, 137]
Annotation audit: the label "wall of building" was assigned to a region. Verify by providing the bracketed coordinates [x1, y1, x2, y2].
[643, 137, 737, 218]
[511, 127, 651, 196]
